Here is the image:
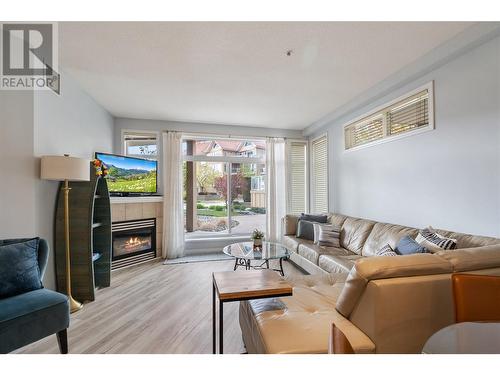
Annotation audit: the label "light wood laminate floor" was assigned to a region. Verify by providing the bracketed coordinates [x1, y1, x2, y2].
[17, 258, 303, 354]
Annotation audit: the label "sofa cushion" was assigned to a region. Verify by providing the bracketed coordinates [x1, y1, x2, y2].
[395, 236, 429, 255]
[318, 254, 362, 273]
[297, 243, 322, 264]
[340, 217, 376, 255]
[239, 274, 348, 353]
[282, 236, 311, 253]
[0, 238, 42, 299]
[335, 254, 453, 317]
[362, 222, 418, 257]
[329, 213, 349, 228]
[297, 243, 351, 266]
[0, 288, 69, 353]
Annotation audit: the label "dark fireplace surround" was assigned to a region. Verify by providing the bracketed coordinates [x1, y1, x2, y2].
[111, 218, 156, 269]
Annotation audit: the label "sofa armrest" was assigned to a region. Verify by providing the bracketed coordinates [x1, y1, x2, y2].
[282, 214, 300, 236]
[329, 318, 376, 354]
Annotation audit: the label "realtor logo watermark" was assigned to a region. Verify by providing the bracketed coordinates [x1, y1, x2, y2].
[1, 22, 60, 94]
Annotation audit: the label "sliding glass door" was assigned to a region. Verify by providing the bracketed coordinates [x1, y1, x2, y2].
[182, 138, 266, 238]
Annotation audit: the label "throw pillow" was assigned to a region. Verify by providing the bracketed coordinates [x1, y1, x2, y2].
[313, 223, 341, 247]
[296, 220, 315, 241]
[376, 244, 398, 256]
[415, 227, 457, 253]
[300, 213, 328, 223]
[395, 235, 429, 255]
[0, 238, 42, 298]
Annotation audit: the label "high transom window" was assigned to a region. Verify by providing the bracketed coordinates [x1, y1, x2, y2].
[344, 82, 434, 151]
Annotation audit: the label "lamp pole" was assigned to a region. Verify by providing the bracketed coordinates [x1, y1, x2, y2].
[63, 173, 83, 313]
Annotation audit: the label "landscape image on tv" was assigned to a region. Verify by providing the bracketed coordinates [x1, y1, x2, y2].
[96, 153, 157, 193]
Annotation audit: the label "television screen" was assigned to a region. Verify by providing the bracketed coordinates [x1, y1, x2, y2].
[95, 152, 157, 194]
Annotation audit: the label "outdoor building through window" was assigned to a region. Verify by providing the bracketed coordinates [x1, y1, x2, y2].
[182, 137, 266, 238]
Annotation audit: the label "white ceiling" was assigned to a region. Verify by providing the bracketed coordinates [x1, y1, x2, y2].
[59, 22, 472, 130]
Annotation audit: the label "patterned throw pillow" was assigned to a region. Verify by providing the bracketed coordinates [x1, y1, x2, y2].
[415, 227, 457, 253]
[313, 223, 341, 247]
[376, 244, 398, 256]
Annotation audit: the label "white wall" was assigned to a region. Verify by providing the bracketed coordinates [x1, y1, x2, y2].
[0, 72, 112, 289]
[311, 36, 500, 237]
[0, 90, 36, 237]
[33, 70, 114, 289]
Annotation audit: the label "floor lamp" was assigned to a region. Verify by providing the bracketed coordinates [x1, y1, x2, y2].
[41, 154, 90, 313]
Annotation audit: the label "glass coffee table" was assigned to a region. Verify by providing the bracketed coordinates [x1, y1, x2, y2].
[223, 241, 290, 276]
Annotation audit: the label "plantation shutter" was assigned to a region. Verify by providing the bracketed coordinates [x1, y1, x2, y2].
[288, 142, 307, 215]
[388, 90, 429, 135]
[311, 136, 328, 214]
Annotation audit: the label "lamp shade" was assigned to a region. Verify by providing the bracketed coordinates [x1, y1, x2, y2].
[41, 155, 90, 181]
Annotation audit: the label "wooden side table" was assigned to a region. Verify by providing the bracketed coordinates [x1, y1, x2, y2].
[212, 270, 293, 354]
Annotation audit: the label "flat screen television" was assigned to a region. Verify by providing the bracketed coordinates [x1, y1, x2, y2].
[95, 152, 157, 195]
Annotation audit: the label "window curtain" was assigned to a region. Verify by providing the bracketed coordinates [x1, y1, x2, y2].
[266, 137, 287, 242]
[162, 131, 185, 259]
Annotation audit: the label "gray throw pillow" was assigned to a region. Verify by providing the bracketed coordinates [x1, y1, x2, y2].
[313, 223, 340, 247]
[296, 220, 315, 241]
[300, 213, 328, 223]
[395, 236, 429, 255]
[0, 238, 42, 298]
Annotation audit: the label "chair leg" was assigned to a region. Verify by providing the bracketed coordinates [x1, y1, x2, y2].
[57, 329, 68, 354]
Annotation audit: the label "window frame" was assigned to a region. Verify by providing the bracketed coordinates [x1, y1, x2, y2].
[181, 135, 267, 239]
[310, 133, 329, 214]
[344, 81, 434, 152]
[121, 129, 160, 160]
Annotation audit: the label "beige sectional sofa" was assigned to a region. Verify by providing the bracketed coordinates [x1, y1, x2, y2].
[239, 213, 500, 353]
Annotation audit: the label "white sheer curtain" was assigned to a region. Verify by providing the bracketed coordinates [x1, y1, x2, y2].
[266, 137, 287, 243]
[162, 131, 185, 259]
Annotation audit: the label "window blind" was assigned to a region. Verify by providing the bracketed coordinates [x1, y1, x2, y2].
[289, 142, 307, 215]
[345, 116, 384, 149]
[311, 136, 328, 214]
[344, 85, 432, 150]
[388, 91, 429, 135]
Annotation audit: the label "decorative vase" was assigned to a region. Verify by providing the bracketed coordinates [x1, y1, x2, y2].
[253, 238, 263, 249]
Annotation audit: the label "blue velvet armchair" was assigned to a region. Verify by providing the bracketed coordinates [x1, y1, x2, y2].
[0, 238, 70, 354]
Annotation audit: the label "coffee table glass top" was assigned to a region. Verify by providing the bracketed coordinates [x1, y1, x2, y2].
[223, 241, 290, 260]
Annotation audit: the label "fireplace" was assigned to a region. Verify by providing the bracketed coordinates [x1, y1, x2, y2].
[111, 218, 156, 269]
